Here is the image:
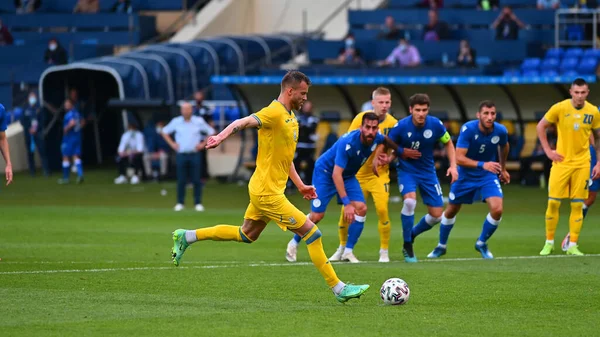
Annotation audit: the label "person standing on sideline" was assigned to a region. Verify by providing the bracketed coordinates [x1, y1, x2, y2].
[162, 102, 215, 212]
[20, 92, 49, 176]
[58, 99, 84, 184]
[0, 104, 13, 186]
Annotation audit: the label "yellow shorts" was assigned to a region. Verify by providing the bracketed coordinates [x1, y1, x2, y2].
[548, 164, 590, 200]
[244, 193, 307, 231]
[357, 175, 390, 204]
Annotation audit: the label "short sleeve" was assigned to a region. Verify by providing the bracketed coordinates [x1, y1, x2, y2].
[544, 103, 561, 124]
[593, 107, 600, 130]
[162, 118, 176, 135]
[0, 105, 6, 132]
[334, 138, 351, 169]
[436, 118, 448, 137]
[252, 107, 276, 129]
[456, 125, 472, 149]
[499, 126, 509, 146]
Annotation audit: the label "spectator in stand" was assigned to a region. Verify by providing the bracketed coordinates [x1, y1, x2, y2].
[336, 34, 364, 65]
[492, 6, 527, 40]
[423, 10, 450, 41]
[537, 0, 561, 9]
[478, 0, 500, 10]
[73, 0, 99, 13]
[456, 40, 477, 67]
[111, 0, 133, 13]
[377, 38, 421, 68]
[15, 0, 41, 14]
[114, 120, 145, 185]
[0, 20, 13, 46]
[418, 0, 443, 9]
[377, 16, 403, 40]
[44, 39, 68, 65]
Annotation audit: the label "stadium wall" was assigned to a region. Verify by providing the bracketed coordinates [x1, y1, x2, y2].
[172, 0, 385, 42]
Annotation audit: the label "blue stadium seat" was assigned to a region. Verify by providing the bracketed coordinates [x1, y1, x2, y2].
[583, 48, 600, 59]
[387, 0, 537, 8]
[503, 69, 521, 77]
[561, 70, 580, 77]
[577, 57, 598, 74]
[521, 58, 541, 71]
[545, 48, 564, 59]
[541, 69, 559, 76]
[522, 70, 540, 77]
[559, 57, 579, 72]
[540, 58, 560, 71]
[565, 48, 584, 58]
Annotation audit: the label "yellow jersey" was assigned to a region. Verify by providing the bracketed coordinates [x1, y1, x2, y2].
[544, 99, 600, 168]
[349, 111, 398, 181]
[249, 100, 299, 196]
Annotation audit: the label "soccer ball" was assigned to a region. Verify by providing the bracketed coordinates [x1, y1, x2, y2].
[380, 278, 410, 305]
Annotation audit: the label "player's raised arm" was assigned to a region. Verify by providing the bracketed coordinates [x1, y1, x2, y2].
[206, 115, 261, 149]
[537, 106, 564, 162]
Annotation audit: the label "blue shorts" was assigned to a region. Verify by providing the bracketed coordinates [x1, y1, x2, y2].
[449, 177, 503, 205]
[589, 165, 600, 192]
[398, 171, 444, 207]
[61, 141, 81, 157]
[311, 167, 365, 213]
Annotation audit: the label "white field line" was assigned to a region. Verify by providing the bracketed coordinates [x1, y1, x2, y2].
[0, 254, 599, 275]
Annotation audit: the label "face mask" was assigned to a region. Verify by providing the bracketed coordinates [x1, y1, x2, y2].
[49, 43, 57, 51]
[29, 97, 37, 106]
[345, 38, 354, 48]
[399, 44, 407, 52]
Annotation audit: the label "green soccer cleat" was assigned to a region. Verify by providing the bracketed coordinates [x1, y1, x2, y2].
[539, 242, 554, 256]
[335, 284, 370, 303]
[566, 245, 584, 256]
[171, 229, 189, 266]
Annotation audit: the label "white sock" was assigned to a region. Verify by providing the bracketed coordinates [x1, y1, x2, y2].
[289, 238, 299, 247]
[185, 230, 197, 244]
[438, 244, 447, 249]
[332, 281, 346, 295]
[568, 241, 578, 248]
[344, 247, 353, 254]
[379, 249, 388, 254]
[546, 240, 554, 245]
[476, 240, 485, 246]
[338, 244, 345, 251]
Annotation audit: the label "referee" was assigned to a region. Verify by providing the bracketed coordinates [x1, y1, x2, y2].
[162, 102, 215, 212]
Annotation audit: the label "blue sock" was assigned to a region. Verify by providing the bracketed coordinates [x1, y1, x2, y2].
[583, 205, 589, 218]
[439, 224, 454, 245]
[62, 161, 70, 180]
[292, 234, 302, 243]
[478, 214, 500, 243]
[401, 214, 415, 243]
[412, 215, 434, 239]
[75, 159, 83, 177]
[345, 217, 365, 249]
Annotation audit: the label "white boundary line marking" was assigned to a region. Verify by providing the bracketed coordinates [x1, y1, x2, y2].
[0, 254, 599, 275]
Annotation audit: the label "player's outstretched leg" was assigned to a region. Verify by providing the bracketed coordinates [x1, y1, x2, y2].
[428, 214, 456, 258]
[566, 200, 584, 256]
[401, 198, 417, 263]
[540, 198, 561, 256]
[171, 223, 255, 266]
[412, 214, 440, 240]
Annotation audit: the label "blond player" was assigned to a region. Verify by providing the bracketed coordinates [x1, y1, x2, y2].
[538, 78, 600, 256]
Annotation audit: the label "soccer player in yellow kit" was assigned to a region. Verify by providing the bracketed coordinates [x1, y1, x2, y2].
[170, 71, 369, 303]
[332, 87, 399, 263]
[538, 78, 600, 256]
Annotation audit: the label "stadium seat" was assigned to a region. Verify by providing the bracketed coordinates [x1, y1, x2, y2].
[565, 48, 584, 58]
[522, 70, 540, 77]
[541, 69, 559, 77]
[577, 57, 599, 74]
[503, 69, 521, 77]
[521, 58, 541, 72]
[559, 57, 579, 72]
[540, 58, 560, 71]
[561, 70, 580, 78]
[583, 48, 600, 59]
[545, 48, 564, 59]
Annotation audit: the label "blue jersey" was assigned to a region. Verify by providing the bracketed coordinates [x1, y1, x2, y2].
[456, 120, 508, 181]
[388, 115, 447, 176]
[315, 129, 385, 179]
[63, 109, 82, 144]
[0, 104, 7, 132]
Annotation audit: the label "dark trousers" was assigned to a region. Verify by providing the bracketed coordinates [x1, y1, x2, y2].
[199, 149, 209, 180]
[117, 153, 144, 176]
[25, 133, 49, 176]
[294, 148, 315, 185]
[519, 154, 551, 185]
[176, 152, 203, 205]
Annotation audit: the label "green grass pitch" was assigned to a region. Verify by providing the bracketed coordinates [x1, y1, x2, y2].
[1, 170, 599, 336]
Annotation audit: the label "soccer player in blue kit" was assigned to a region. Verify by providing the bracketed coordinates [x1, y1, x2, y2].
[388, 93, 458, 263]
[286, 112, 400, 263]
[58, 99, 84, 184]
[424, 100, 510, 259]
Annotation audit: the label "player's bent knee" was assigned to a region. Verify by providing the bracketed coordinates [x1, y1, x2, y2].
[311, 212, 325, 224]
[490, 208, 503, 220]
[428, 208, 443, 219]
[303, 225, 322, 245]
[354, 202, 367, 216]
[402, 198, 417, 215]
[547, 198, 561, 212]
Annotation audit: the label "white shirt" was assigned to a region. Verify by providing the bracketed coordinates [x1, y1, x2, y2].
[162, 115, 215, 153]
[118, 130, 145, 153]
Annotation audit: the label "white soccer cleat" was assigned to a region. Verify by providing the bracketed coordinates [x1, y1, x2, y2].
[341, 251, 360, 263]
[114, 175, 127, 184]
[130, 175, 140, 185]
[285, 241, 297, 262]
[329, 247, 345, 261]
[174, 204, 184, 211]
[195, 204, 205, 212]
[379, 250, 390, 263]
[561, 233, 570, 252]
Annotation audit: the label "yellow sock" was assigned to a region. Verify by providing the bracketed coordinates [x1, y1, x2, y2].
[569, 201, 584, 243]
[303, 225, 341, 288]
[195, 225, 253, 243]
[337, 207, 348, 247]
[376, 206, 391, 250]
[545, 199, 561, 241]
